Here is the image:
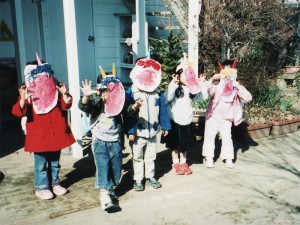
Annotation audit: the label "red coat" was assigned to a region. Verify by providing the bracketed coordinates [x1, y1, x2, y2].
[11, 95, 75, 152]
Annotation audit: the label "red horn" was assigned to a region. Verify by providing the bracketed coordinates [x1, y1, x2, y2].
[218, 61, 224, 71]
[232, 59, 237, 69]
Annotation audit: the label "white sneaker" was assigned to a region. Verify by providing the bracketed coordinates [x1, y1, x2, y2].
[206, 157, 215, 168]
[53, 185, 67, 196]
[35, 189, 53, 200]
[226, 159, 234, 169]
[100, 189, 114, 211]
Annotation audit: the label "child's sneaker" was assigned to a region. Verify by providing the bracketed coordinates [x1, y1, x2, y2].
[226, 159, 234, 169]
[53, 185, 67, 196]
[133, 181, 144, 191]
[146, 178, 162, 189]
[181, 163, 193, 175]
[172, 163, 185, 175]
[206, 157, 215, 168]
[100, 189, 114, 211]
[35, 189, 53, 200]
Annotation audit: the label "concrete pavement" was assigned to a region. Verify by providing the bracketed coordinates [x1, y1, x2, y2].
[0, 129, 300, 225]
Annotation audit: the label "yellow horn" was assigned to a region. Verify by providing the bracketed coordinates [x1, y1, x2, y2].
[112, 63, 116, 76]
[99, 66, 106, 78]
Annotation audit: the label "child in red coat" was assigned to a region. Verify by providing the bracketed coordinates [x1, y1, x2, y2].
[11, 54, 75, 200]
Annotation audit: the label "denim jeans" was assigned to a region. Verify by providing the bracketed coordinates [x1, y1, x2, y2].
[92, 138, 122, 189]
[34, 151, 61, 190]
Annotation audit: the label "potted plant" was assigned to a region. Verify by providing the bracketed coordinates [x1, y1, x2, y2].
[243, 105, 273, 139]
[270, 110, 300, 135]
[285, 66, 300, 74]
[284, 52, 300, 73]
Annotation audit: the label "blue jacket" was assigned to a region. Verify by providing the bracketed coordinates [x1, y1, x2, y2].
[125, 85, 171, 138]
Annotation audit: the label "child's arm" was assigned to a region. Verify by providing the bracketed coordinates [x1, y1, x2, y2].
[78, 80, 99, 113]
[56, 82, 73, 110]
[206, 74, 220, 97]
[159, 94, 171, 132]
[80, 80, 98, 104]
[193, 78, 209, 102]
[164, 74, 179, 102]
[124, 88, 138, 140]
[234, 81, 252, 103]
[11, 85, 32, 117]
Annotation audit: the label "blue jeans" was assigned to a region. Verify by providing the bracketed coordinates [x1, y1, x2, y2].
[92, 138, 122, 189]
[34, 151, 61, 190]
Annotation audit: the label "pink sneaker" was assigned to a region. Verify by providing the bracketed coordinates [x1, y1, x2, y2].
[53, 185, 67, 196]
[172, 163, 185, 175]
[35, 189, 53, 200]
[181, 163, 193, 175]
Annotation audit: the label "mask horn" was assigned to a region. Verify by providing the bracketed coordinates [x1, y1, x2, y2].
[99, 66, 106, 78]
[112, 63, 116, 76]
[218, 61, 224, 70]
[36, 52, 42, 65]
[232, 59, 237, 69]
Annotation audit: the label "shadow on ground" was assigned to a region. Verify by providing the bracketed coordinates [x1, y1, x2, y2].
[0, 119, 25, 158]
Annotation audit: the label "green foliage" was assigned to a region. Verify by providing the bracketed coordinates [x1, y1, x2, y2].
[250, 85, 281, 108]
[244, 85, 296, 125]
[149, 31, 184, 91]
[192, 97, 210, 111]
[296, 78, 300, 97]
[279, 98, 293, 112]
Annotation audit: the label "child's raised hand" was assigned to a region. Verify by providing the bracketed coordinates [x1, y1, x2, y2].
[233, 80, 241, 89]
[18, 85, 32, 101]
[133, 98, 143, 110]
[198, 73, 207, 82]
[56, 82, 68, 94]
[80, 79, 98, 97]
[209, 74, 221, 84]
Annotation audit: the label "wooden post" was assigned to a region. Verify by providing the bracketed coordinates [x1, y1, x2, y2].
[62, 0, 83, 158]
[188, 0, 201, 74]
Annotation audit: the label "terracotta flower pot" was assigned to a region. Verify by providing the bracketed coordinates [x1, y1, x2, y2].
[246, 122, 273, 139]
[284, 66, 300, 74]
[270, 116, 300, 135]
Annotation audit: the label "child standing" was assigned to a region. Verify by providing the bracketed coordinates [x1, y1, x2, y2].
[162, 55, 208, 175]
[11, 54, 75, 200]
[126, 58, 171, 191]
[202, 59, 252, 169]
[78, 65, 125, 211]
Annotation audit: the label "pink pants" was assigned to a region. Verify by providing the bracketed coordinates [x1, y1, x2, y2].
[202, 116, 234, 160]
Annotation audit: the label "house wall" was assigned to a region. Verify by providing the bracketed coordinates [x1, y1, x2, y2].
[42, 0, 68, 84]
[22, 1, 42, 63]
[93, 0, 130, 78]
[1, 0, 183, 85]
[0, 1, 15, 58]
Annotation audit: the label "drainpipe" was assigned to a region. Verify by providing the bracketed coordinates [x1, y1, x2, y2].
[62, 0, 83, 158]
